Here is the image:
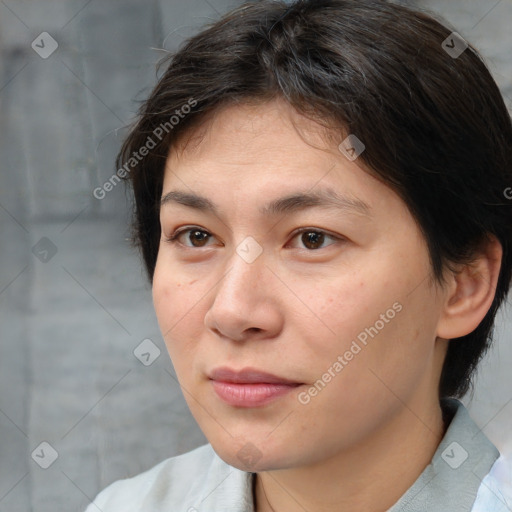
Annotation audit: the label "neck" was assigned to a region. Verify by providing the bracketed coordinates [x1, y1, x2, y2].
[254, 397, 447, 512]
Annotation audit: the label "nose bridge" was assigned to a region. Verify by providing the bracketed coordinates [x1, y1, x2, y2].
[204, 236, 273, 340]
[219, 235, 266, 299]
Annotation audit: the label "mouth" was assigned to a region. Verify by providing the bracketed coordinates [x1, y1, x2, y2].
[208, 366, 303, 407]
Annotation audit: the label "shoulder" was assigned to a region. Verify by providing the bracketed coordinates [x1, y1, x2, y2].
[471, 453, 512, 512]
[84, 443, 230, 512]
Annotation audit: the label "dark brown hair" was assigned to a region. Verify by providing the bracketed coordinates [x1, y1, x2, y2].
[114, 0, 512, 398]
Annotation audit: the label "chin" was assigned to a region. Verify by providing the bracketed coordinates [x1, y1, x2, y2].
[209, 435, 297, 472]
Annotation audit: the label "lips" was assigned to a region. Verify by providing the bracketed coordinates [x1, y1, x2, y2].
[208, 366, 302, 407]
[208, 366, 301, 385]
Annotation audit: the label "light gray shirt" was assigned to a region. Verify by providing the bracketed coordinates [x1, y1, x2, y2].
[85, 399, 512, 511]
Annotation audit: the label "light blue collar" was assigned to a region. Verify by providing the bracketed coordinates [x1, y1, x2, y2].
[389, 398, 499, 511]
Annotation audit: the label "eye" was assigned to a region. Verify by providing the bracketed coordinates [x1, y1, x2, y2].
[288, 228, 341, 250]
[165, 226, 342, 251]
[165, 227, 215, 248]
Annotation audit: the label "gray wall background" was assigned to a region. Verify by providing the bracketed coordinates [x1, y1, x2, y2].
[0, 0, 510, 510]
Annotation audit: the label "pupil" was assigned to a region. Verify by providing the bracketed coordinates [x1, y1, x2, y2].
[303, 231, 323, 249]
[192, 230, 208, 246]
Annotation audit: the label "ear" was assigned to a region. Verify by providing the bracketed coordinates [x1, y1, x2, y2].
[436, 236, 503, 339]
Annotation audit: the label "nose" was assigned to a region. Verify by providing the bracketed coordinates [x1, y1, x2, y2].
[204, 244, 283, 343]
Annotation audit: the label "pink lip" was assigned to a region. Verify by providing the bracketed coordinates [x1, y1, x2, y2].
[208, 366, 302, 407]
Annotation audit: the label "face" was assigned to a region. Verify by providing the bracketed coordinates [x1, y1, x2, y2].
[152, 98, 448, 472]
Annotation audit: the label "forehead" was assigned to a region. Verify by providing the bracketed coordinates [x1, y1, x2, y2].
[161, 99, 399, 219]
[167, 98, 338, 169]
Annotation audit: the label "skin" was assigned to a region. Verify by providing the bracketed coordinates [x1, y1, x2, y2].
[152, 98, 502, 512]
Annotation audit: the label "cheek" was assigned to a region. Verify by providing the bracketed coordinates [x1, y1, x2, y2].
[296, 258, 437, 389]
[304, 275, 440, 419]
[152, 259, 203, 362]
[291, 267, 389, 361]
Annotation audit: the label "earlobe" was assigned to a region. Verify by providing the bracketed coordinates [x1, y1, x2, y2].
[436, 236, 502, 340]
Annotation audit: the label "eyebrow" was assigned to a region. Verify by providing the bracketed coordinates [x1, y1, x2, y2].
[160, 187, 372, 218]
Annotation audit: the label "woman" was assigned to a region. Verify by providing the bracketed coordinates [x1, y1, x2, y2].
[86, 0, 512, 510]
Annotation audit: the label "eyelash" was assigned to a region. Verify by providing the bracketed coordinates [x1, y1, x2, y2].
[164, 226, 343, 251]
